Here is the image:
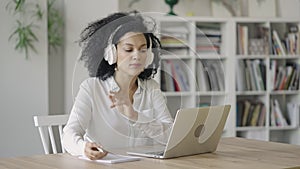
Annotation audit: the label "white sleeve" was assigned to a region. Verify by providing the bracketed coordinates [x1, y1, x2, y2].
[62, 80, 92, 156]
[133, 88, 173, 145]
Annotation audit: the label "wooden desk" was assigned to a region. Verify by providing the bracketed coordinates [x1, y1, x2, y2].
[1, 137, 300, 169]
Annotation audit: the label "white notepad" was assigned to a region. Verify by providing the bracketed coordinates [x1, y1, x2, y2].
[79, 153, 141, 164]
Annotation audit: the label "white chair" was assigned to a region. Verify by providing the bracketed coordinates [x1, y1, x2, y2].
[33, 114, 69, 154]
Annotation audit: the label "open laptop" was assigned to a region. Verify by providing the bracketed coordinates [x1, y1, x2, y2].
[127, 104, 231, 159]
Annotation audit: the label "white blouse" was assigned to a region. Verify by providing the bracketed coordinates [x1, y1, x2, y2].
[62, 77, 173, 156]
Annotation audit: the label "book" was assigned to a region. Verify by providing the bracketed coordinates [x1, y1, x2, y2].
[274, 66, 285, 90]
[170, 60, 181, 91]
[173, 60, 190, 91]
[272, 30, 286, 55]
[288, 64, 298, 90]
[211, 62, 225, 91]
[161, 60, 175, 91]
[242, 100, 251, 126]
[237, 25, 248, 55]
[252, 60, 265, 90]
[287, 102, 299, 127]
[273, 99, 288, 126]
[197, 28, 221, 37]
[270, 99, 276, 126]
[250, 103, 262, 126]
[290, 64, 300, 90]
[203, 60, 220, 91]
[257, 104, 266, 126]
[284, 65, 294, 90]
[246, 104, 255, 126]
[196, 60, 210, 91]
[79, 153, 141, 164]
[259, 61, 266, 90]
[236, 101, 244, 127]
[274, 65, 281, 90]
[236, 60, 246, 91]
[270, 60, 277, 90]
[244, 61, 251, 90]
[245, 60, 257, 90]
[162, 26, 189, 34]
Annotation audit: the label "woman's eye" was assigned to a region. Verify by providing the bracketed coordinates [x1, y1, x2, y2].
[140, 49, 147, 53]
[124, 49, 133, 52]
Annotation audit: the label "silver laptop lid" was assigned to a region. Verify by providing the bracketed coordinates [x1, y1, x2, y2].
[163, 105, 231, 158]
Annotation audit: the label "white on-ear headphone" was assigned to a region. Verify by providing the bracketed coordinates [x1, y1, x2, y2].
[104, 26, 122, 65]
[104, 44, 117, 65]
[145, 36, 154, 68]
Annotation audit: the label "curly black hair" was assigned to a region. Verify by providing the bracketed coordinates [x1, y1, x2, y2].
[78, 11, 161, 81]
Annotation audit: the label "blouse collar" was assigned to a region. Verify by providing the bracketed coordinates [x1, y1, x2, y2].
[107, 76, 145, 94]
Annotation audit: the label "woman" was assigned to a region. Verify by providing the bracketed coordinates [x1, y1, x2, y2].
[62, 11, 173, 160]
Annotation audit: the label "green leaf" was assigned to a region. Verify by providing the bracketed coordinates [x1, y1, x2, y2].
[27, 41, 37, 53]
[14, 0, 26, 11]
[34, 3, 43, 20]
[27, 26, 38, 41]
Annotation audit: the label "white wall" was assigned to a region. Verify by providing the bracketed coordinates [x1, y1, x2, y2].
[0, 1, 48, 157]
[49, 0, 65, 116]
[0, 0, 119, 158]
[64, 0, 119, 113]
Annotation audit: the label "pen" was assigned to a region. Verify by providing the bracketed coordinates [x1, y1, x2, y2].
[85, 136, 106, 153]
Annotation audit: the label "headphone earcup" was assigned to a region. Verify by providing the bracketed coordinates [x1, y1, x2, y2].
[104, 44, 117, 65]
[145, 50, 154, 68]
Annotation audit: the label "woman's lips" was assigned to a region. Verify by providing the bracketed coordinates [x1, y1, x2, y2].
[129, 63, 142, 68]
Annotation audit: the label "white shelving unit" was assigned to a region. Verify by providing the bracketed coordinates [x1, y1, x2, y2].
[155, 16, 300, 145]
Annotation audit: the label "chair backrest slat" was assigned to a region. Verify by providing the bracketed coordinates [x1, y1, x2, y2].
[38, 126, 50, 154]
[33, 114, 69, 154]
[48, 126, 57, 154]
[58, 125, 65, 153]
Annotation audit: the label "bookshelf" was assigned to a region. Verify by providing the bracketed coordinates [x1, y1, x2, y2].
[155, 16, 300, 145]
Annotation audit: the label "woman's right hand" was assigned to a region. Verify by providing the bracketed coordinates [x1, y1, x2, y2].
[84, 142, 108, 160]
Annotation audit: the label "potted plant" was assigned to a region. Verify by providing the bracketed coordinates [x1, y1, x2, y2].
[5, 0, 63, 59]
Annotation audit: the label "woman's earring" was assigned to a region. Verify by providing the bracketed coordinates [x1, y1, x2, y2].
[152, 69, 155, 78]
[114, 65, 118, 71]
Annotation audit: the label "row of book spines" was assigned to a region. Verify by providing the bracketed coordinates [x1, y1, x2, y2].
[284, 33, 299, 55]
[237, 25, 300, 55]
[161, 36, 222, 47]
[236, 59, 266, 91]
[272, 30, 300, 55]
[270, 61, 300, 91]
[196, 60, 225, 92]
[237, 60, 300, 92]
[269, 99, 297, 127]
[237, 99, 299, 128]
[161, 60, 225, 92]
[236, 100, 266, 127]
[160, 32, 188, 46]
[161, 27, 222, 47]
[160, 60, 190, 92]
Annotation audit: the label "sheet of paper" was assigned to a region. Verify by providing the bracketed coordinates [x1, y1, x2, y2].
[79, 153, 141, 164]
